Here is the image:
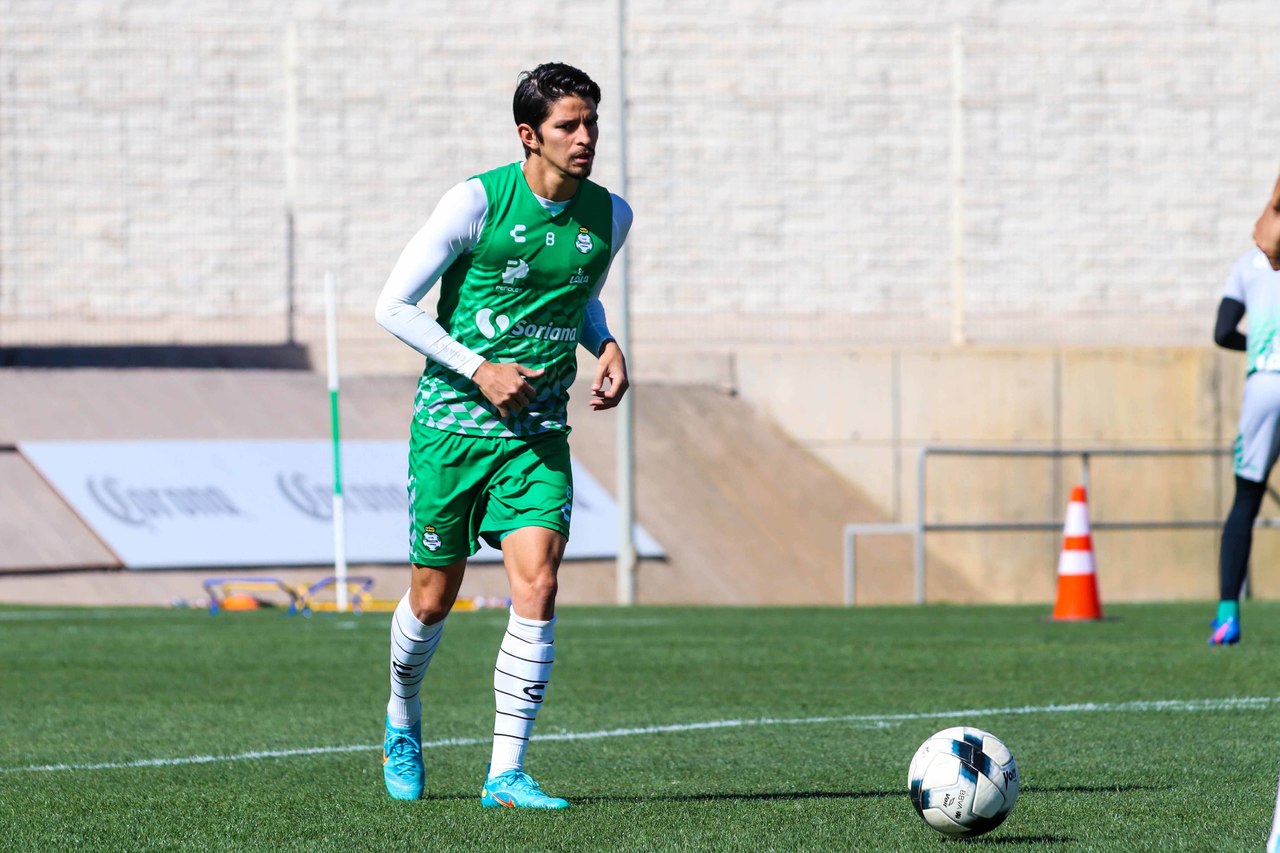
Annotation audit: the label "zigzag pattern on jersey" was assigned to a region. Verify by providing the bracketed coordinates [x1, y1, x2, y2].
[413, 369, 573, 438]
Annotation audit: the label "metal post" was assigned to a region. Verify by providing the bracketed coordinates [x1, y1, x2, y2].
[949, 24, 966, 345]
[283, 21, 299, 345]
[614, 0, 637, 605]
[843, 526, 855, 606]
[915, 447, 928, 604]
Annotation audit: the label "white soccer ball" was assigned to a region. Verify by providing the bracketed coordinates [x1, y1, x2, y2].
[907, 726, 1019, 837]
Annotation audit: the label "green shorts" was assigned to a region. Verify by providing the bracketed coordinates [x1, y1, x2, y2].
[406, 425, 573, 566]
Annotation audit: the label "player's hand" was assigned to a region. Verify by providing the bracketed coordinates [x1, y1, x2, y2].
[589, 341, 629, 411]
[472, 361, 545, 417]
[1254, 176, 1280, 271]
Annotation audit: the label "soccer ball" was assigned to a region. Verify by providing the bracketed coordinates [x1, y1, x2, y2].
[908, 726, 1019, 837]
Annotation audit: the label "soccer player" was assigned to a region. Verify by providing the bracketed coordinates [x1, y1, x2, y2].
[1212, 171, 1280, 647]
[1209, 244, 1280, 645]
[372, 62, 631, 809]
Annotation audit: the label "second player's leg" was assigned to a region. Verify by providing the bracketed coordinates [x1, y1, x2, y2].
[1214, 374, 1280, 645]
[1214, 476, 1265, 646]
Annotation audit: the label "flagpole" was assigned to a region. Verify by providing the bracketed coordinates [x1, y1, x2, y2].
[324, 271, 349, 613]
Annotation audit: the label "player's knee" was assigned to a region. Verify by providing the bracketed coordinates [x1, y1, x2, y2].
[523, 572, 559, 607]
[408, 588, 452, 625]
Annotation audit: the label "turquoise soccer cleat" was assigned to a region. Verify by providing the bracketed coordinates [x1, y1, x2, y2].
[1208, 616, 1241, 646]
[382, 716, 424, 800]
[480, 769, 570, 810]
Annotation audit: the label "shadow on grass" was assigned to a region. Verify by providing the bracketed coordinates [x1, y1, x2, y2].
[575, 781, 1159, 806]
[416, 794, 483, 803]
[575, 789, 897, 805]
[965, 836, 1072, 845]
[408, 789, 898, 806]
[1027, 783, 1163, 794]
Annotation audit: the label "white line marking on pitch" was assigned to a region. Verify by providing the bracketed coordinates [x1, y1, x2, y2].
[0, 610, 151, 622]
[4, 696, 1273, 774]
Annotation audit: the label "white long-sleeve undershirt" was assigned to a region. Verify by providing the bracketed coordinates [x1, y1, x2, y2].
[374, 175, 633, 377]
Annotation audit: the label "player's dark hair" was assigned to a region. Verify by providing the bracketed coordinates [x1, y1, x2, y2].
[513, 63, 602, 156]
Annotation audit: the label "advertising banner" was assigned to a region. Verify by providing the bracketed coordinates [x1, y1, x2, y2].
[18, 440, 663, 570]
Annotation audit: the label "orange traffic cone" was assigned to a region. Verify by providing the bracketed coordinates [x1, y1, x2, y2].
[1052, 485, 1103, 621]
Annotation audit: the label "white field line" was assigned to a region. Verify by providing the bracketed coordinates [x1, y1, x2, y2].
[4, 695, 1274, 775]
[0, 612, 671, 628]
[0, 611, 154, 622]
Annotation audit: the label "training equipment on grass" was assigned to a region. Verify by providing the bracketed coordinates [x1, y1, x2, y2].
[1052, 484, 1103, 621]
[301, 575, 377, 613]
[199, 573, 507, 615]
[908, 726, 1019, 837]
[203, 576, 303, 614]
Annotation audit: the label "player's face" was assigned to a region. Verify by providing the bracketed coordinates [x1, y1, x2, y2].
[525, 95, 599, 181]
[1255, 176, 1280, 271]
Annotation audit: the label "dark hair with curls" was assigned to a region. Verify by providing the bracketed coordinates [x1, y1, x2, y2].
[513, 63, 602, 156]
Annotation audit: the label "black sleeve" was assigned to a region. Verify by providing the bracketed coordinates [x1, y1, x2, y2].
[1215, 297, 1247, 351]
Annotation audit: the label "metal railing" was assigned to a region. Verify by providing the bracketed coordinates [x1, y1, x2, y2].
[842, 446, 1280, 606]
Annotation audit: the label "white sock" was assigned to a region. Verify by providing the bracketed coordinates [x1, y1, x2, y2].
[386, 591, 444, 729]
[489, 608, 555, 776]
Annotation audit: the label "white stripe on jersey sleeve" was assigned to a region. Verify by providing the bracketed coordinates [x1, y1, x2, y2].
[374, 179, 488, 377]
[579, 193, 634, 356]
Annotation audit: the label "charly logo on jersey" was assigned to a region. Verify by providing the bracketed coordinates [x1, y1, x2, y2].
[475, 308, 512, 339]
[510, 224, 527, 243]
[575, 226, 593, 254]
[502, 258, 530, 284]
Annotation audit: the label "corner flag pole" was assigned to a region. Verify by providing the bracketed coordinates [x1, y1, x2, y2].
[324, 271, 349, 613]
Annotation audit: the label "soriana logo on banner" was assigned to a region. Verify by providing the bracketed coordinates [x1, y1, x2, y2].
[18, 440, 663, 570]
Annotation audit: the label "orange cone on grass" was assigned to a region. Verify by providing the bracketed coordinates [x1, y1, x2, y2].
[1052, 485, 1103, 621]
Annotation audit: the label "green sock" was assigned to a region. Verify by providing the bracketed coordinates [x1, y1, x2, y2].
[1216, 600, 1239, 623]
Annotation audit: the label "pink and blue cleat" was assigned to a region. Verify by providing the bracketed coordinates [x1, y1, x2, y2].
[1208, 616, 1240, 646]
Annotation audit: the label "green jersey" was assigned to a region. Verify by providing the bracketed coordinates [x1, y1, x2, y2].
[413, 163, 615, 438]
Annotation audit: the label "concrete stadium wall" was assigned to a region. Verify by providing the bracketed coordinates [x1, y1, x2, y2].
[2, 1, 1280, 353]
[4, 1, 1280, 604]
[730, 343, 1280, 604]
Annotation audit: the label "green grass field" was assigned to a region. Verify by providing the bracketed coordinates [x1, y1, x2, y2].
[1, 601, 1277, 851]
